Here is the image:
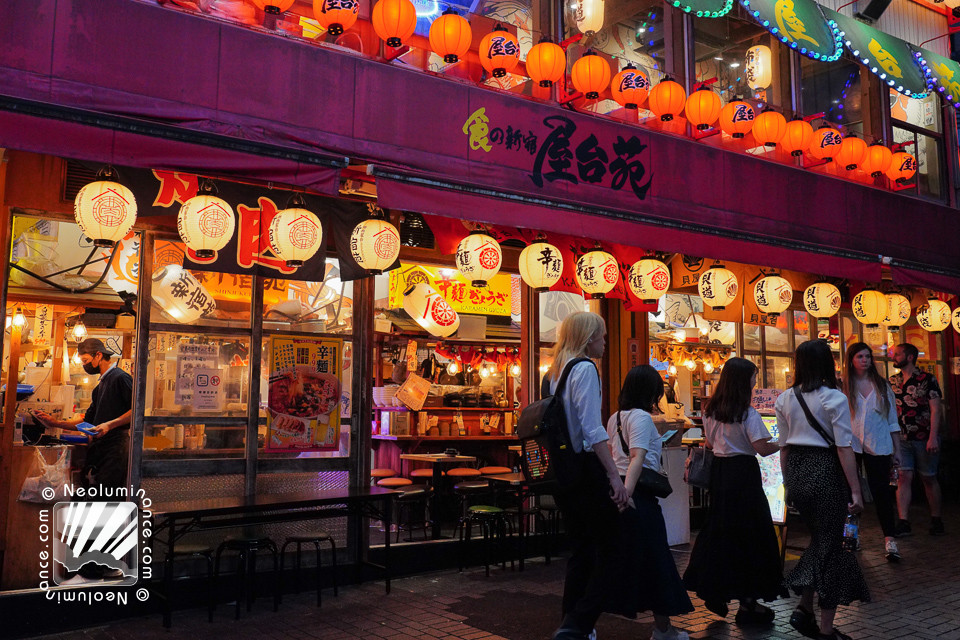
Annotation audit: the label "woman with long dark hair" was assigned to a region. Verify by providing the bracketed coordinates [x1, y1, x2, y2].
[682, 357, 784, 625]
[776, 340, 869, 640]
[842, 342, 901, 561]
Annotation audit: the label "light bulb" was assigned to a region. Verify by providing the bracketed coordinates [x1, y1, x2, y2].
[510, 363, 521, 377]
[12, 308, 26, 328]
[72, 321, 87, 341]
[447, 361, 460, 375]
[703, 362, 714, 373]
[699, 325, 710, 336]
[673, 330, 686, 342]
[479, 365, 491, 379]
[668, 364, 678, 375]
[685, 359, 697, 371]
[82, 377, 90, 385]
[539, 364, 551, 373]
[72, 352, 82, 366]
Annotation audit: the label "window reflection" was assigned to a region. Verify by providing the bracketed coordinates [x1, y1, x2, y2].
[801, 57, 862, 135]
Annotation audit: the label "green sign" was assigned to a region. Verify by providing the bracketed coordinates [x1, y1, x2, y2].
[912, 46, 960, 109]
[824, 7, 927, 97]
[671, 0, 734, 18]
[742, 0, 842, 62]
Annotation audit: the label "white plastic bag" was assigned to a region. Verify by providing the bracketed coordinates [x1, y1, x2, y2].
[18, 447, 71, 504]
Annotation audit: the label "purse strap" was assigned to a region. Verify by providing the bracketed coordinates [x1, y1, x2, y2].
[793, 387, 835, 446]
[615, 411, 630, 455]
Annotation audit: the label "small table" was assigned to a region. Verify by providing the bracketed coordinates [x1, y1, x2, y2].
[400, 453, 477, 539]
[485, 472, 534, 571]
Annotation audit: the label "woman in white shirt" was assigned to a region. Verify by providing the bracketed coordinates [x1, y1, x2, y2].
[776, 340, 869, 640]
[842, 342, 902, 561]
[682, 358, 785, 625]
[605, 365, 693, 640]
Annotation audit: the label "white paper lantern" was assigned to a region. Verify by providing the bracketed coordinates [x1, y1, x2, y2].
[576, 249, 619, 299]
[178, 195, 236, 258]
[745, 45, 772, 90]
[402, 283, 460, 337]
[350, 219, 400, 274]
[151, 265, 216, 324]
[916, 298, 951, 333]
[574, 0, 604, 35]
[698, 266, 738, 310]
[852, 289, 886, 327]
[268, 207, 323, 268]
[455, 232, 502, 287]
[884, 293, 911, 329]
[803, 282, 841, 318]
[74, 181, 138, 247]
[952, 307, 960, 335]
[753, 275, 793, 317]
[628, 258, 671, 303]
[519, 242, 563, 292]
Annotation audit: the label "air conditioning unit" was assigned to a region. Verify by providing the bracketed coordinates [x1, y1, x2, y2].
[854, 0, 893, 24]
[339, 179, 377, 199]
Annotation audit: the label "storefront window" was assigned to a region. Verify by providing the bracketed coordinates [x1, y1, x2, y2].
[764, 355, 793, 390]
[743, 323, 761, 350]
[892, 126, 944, 201]
[539, 290, 588, 343]
[262, 259, 354, 335]
[794, 311, 811, 346]
[763, 317, 790, 352]
[801, 57, 863, 135]
[891, 92, 941, 134]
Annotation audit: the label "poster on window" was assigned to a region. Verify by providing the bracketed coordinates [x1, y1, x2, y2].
[267, 335, 343, 451]
[175, 343, 219, 406]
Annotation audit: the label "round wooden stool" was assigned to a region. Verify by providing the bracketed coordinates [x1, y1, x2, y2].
[446, 467, 482, 479]
[479, 466, 513, 476]
[377, 477, 413, 488]
[371, 468, 398, 480]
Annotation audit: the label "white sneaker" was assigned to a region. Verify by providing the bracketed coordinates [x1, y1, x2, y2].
[588, 630, 597, 640]
[885, 539, 901, 562]
[651, 626, 690, 640]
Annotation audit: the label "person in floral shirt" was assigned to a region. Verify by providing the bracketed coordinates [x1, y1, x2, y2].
[889, 343, 944, 537]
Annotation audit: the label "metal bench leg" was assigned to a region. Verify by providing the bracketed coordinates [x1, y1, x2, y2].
[327, 539, 339, 597]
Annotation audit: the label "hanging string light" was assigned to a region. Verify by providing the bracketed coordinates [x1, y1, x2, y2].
[72, 319, 88, 341]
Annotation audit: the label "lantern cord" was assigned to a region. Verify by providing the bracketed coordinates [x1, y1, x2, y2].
[9, 244, 119, 294]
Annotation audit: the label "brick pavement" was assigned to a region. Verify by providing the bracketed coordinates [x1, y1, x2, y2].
[24, 504, 960, 640]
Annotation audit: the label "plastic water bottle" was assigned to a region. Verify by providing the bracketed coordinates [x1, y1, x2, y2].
[842, 514, 860, 552]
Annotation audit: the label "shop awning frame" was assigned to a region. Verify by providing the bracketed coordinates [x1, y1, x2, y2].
[910, 46, 960, 109]
[741, 0, 844, 62]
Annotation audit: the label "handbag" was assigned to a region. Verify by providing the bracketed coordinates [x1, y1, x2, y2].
[687, 446, 714, 490]
[616, 411, 673, 499]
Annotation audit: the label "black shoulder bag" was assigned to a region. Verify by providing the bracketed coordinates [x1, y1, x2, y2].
[792, 387, 835, 447]
[616, 411, 673, 499]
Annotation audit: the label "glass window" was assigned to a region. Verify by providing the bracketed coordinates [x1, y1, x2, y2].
[764, 316, 790, 352]
[764, 355, 794, 390]
[891, 92, 941, 134]
[892, 126, 943, 201]
[801, 57, 863, 135]
[744, 323, 761, 351]
[794, 311, 811, 346]
[539, 290, 588, 343]
[262, 259, 354, 335]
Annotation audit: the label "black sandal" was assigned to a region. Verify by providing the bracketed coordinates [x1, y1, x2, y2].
[817, 629, 852, 640]
[735, 601, 775, 625]
[789, 606, 819, 639]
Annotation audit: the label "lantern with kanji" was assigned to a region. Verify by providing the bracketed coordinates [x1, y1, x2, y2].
[782, 118, 814, 157]
[628, 258, 671, 304]
[745, 45, 772, 90]
[574, 0, 604, 35]
[519, 241, 563, 292]
[836, 135, 867, 170]
[480, 25, 520, 78]
[151, 265, 217, 324]
[952, 307, 960, 335]
[576, 249, 619, 298]
[268, 205, 323, 268]
[251, 0, 295, 13]
[719, 100, 755, 138]
[610, 64, 649, 109]
[861, 142, 893, 178]
[648, 77, 686, 121]
[698, 266, 738, 311]
[350, 219, 401, 274]
[810, 127, 843, 162]
[403, 283, 460, 338]
[74, 178, 138, 247]
[178, 194, 236, 259]
[884, 293, 911, 329]
[312, 0, 359, 36]
[456, 232, 502, 287]
[754, 274, 793, 318]
[752, 109, 787, 148]
[887, 152, 917, 183]
[852, 289, 886, 328]
[526, 37, 565, 87]
[803, 282, 841, 318]
[571, 50, 610, 100]
[917, 298, 951, 333]
[684, 86, 721, 130]
[372, 0, 417, 48]
[429, 8, 471, 64]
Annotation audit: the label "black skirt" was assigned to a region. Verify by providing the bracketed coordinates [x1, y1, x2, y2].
[784, 445, 871, 609]
[682, 455, 787, 604]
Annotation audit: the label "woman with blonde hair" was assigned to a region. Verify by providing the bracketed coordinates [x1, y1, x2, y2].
[548, 311, 629, 640]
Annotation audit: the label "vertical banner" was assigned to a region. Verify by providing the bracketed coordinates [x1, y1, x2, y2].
[33, 304, 54, 346]
[267, 335, 343, 451]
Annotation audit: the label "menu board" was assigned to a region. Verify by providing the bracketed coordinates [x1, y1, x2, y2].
[758, 415, 786, 524]
[266, 335, 343, 451]
[751, 388, 783, 414]
[175, 343, 219, 406]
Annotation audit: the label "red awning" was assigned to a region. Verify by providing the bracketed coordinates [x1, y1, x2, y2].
[890, 264, 960, 296]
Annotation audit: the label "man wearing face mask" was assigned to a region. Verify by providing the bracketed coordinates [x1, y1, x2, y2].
[35, 338, 133, 492]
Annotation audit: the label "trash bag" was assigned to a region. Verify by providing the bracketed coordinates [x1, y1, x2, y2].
[18, 446, 71, 504]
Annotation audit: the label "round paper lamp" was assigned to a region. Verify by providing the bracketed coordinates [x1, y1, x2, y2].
[574, 0, 604, 35]
[403, 283, 460, 337]
[852, 289, 886, 327]
[267, 207, 323, 268]
[526, 38, 565, 87]
[571, 50, 610, 100]
[745, 45, 772, 90]
[648, 77, 686, 122]
[312, 0, 359, 35]
[952, 307, 960, 335]
[810, 127, 843, 162]
[576, 249, 619, 299]
[455, 232, 502, 287]
[836, 136, 867, 170]
[719, 100, 755, 138]
[628, 258, 671, 303]
[803, 282, 841, 318]
[479, 25, 520, 78]
[519, 241, 563, 292]
[887, 152, 917, 183]
[752, 110, 787, 148]
[429, 9, 471, 64]
[782, 118, 814, 157]
[350, 219, 400, 274]
[884, 293, 911, 329]
[917, 298, 951, 333]
[251, 0, 295, 13]
[152, 265, 216, 324]
[610, 64, 649, 109]
[698, 266, 738, 311]
[861, 142, 893, 178]
[754, 275, 793, 317]
[684, 86, 721, 130]
[178, 194, 235, 259]
[74, 180, 137, 247]
[372, 0, 417, 48]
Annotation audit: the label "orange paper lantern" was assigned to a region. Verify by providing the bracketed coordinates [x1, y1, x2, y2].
[610, 64, 649, 109]
[684, 86, 721, 130]
[648, 77, 686, 122]
[429, 9, 472, 64]
[372, 0, 417, 48]
[251, 0, 295, 13]
[835, 136, 867, 170]
[809, 127, 843, 161]
[526, 38, 566, 88]
[312, 0, 359, 36]
[719, 100, 755, 138]
[781, 118, 814, 157]
[861, 143, 893, 177]
[886, 151, 917, 183]
[571, 50, 611, 100]
[480, 25, 520, 78]
[752, 109, 787, 147]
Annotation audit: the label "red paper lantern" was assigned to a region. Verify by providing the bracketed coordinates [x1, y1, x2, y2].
[861, 143, 893, 177]
[781, 118, 814, 157]
[251, 0, 295, 14]
[429, 9, 472, 64]
[372, 0, 417, 48]
[526, 38, 565, 88]
[479, 25, 520, 78]
[719, 100, 755, 138]
[684, 86, 721, 130]
[809, 127, 843, 161]
[312, 0, 359, 36]
[752, 109, 787, 147]
[835, 136, 867, 170]
[886, 151, 917, 182]
[610, 64, 649, 109]
[571, 50, 611, 100]
[648, 77, 686, 122]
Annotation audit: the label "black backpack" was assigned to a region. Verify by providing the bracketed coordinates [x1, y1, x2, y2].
[516, 357, 594, 491]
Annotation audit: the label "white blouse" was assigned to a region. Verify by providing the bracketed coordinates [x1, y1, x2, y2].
[549, 360, 609, 453]
[705, 408, 773, 457]
[606, 409, 662, 475]
[851, 386, 900, 456]
[775, 387, 853, 449]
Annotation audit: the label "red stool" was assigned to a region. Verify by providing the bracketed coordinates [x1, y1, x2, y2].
[410, 468, 438, 480]
[377, 477, 413, 489]
[447, 467, 482, 480]
[371, 468, 397, 480]
[479, 466, 512, 476]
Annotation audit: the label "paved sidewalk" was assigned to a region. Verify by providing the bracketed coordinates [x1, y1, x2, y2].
[26, 505, 960, 640]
